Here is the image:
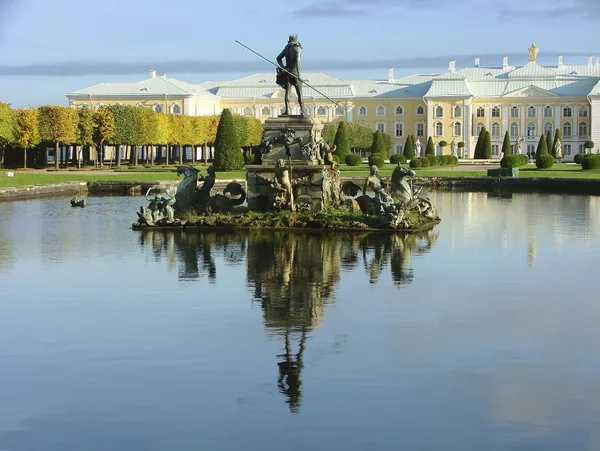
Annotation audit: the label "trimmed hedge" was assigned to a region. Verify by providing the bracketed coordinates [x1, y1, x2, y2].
[581, 154, 600, 170]
[574, 153, 585, 164]
[419, 157, 431, 167]
[389, 153, 407, 165]
[535, 154, 554, 169]
[409, 158, 422, 168]
[244, 154, 256, 165]
[332, 155, 341, 164]
[345, 153, 363, 166]
[368, 154, 385, 168]
[500, 154, 529, 168]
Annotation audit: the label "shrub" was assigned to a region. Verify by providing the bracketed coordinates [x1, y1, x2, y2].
[584, 141, 595, 153]
[403, 135, 415, 160]
[214, 108, 244, 171]
[332, 154, 341, 164]
[370, 130, 387, 157]
[244, 153, 256, 165]
[502, 131, 511, 155]
[426, 136, 435, 156]
[345, 153, 362, 166]
[483, 131, 492, 159]
[535, 134, 548, 159]
[368, 154, 385, 168]
[390, 153, 406, 165]
[333, 121, 351, 160]
[574, 153, 585, 164]
[409, 158, 422, 168]
[581, 154, 600, 170]
[535, 154, 554, 169]
[426, 155, 440, 167]
[438, 156, 446, 166]
[474, 127, 486, 159]
[419, 157, 431, 167]
[501, 154, 529, 168]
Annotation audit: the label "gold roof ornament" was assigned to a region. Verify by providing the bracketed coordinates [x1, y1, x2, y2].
[528, 42, 539, 62]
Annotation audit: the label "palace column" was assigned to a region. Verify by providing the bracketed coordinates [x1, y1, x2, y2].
[502, 104, 509, 139]
[345, 101, 354, 123]
[327, 106, 334, 122]
[463, 99, 473, 157]
[426, 100, 434, 140]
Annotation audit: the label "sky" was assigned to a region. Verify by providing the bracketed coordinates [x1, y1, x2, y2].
[0, 0, 599, 107]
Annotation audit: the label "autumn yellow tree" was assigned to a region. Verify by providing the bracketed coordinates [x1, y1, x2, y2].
[155, 114, 170, 164]
[139, 108, 159, 164]
[38, 105, 78, 169]
[92, 107, 115, 168]
[76, 108, 94, 167]
[0, 102, 16, 167]
[15, 108, 40, 169]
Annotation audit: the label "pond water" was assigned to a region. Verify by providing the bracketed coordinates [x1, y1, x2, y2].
[1, 191, 599, 450]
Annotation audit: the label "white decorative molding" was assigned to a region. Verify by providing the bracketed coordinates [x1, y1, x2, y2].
[503, 85, 559, 98]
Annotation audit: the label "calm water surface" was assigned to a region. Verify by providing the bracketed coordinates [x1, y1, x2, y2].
[1, 191, 600, 450]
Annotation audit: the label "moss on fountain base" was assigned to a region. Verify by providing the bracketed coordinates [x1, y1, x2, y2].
[132, 208, 440, 233]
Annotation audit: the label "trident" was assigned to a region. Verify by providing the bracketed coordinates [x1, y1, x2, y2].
[235, 40, 345, 109]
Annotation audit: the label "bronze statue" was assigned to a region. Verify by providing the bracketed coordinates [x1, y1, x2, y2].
[276, 34, 304, 116]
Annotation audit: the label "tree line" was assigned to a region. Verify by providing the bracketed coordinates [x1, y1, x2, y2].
[0, 102, 263, 169]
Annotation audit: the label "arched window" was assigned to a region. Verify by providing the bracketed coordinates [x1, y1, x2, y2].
[454, 122, 462, 136]
[95, 103, 105, 111]
[579, 105, 588, 117]
[510, 122, 519, 138]
[394, 121, 404, 138]
[476, 122, 484, 136]
[527, 122, 536, 137]
[317, 105, 327, 116]
[416, 105, 424, 115]
[491, 122, 500, 138]
[135, 102, 144, 108]
[476, 106, 485, 117]
[544, 122, 553, 135]
[491, 106, 500, 117]
[544, 106, 553, 118]
[376, 121, 385, 133]
[579, 122, 588, 137]
[563, 122, 572, 138]
[242, 106, 253, 116]
[358, 105, 367, 116]
[394, 142, 403, 154]
[305, 105, 314, 117]
[261, 106, 271, 116]
[563, 106, 572, 117]
[453, 105, 462, 118]
[435, 122, 443, 136]
[510, 106, 519, 118]
[527, 106, 536, 118]
[376, 105, 385, 116]
[335, 105, 345, 116]
[171, 103, 182, 114]
[152, 103, 163, 113]
[79, 104, 89, 110]
[435, 105, 443, 118]
[395, 105, 404, 115]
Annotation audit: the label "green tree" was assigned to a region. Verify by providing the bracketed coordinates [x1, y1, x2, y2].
[381, 132, 392, 154]
[322, 121, 339, 144]
[214, 108, 243, 171]
[370, 130, 387, 157]
[473, 127, 487, 159]
[535, 133, 548, 159]
[333, 121, 351, 160]
[551, 129, 563, 160]
[38, 105, 78, 169]
[106, 105, 143, 166]
[347, 122, 373, 152]
[76, 108, 94, 167]
[584, 140, 594, 154]
[92, 107, 115, 168]
[546, 130, 553, 156]
[232, 114, 249, 150]
[403, 135, 415, 160]
[483, 131, 492, 159]
[426, 136, 435, 156]
[502, 130, 511, 155]
[439, 140, 448, 155]
[14, 108, 40, 169]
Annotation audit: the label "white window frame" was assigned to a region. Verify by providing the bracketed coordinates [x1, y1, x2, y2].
[544, 122, 553, 135]
[376, 105, 385, 116]
[317, 105, 327, 116]
[544, 105, 553, 118]
[394, 121, 404, 138]
[579, 105, 588, 118]
[261, 106, 271, 116]
[527, 106, 536, 118]
[394, 142, 403, 154]
[376, 121, 385, 133]
[491, 106, 500, 118]
[563, 122, 572, 138]
[242, 106, 252, 116]
[491, 122, 500, 138]
[435, 105, 444, 118]
[358, 105, 367, 116]
[453, 121, 462, 137]
[579, 121, 588, 138]
[394, 105, 404, 116]
[492, 144, 500, 156]
[416, 105, 425, 115]
[510, 106, 519, 118]
[334, 105, 345, 116]
[564, 144, 571, 155]
[171, 103, 182, 114]
[152, 103, 163, 113]
[416, 121, 425, 137]
[476, 106, 485, 117]
[510, 122, 519, 139]
[476, 122, 484, 136]
[453, 105, 462, 118]
[435, 122, 443, 136]
[563, 106, 572, 117]
[527, 122, 536, 138]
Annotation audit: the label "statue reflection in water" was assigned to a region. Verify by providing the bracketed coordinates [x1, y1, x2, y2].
[137, 229, 438, 412]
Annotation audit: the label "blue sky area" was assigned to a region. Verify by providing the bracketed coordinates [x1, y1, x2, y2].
[0, 0, 599, 107]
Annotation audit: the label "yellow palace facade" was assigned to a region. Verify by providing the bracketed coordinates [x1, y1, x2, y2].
[66, 44, 600, 160]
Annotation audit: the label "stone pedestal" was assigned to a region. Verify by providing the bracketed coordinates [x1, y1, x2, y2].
[260, 116, 324, 166]
[246, 164, 340, 212]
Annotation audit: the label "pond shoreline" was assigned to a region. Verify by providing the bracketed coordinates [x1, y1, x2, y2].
[1, 175, 599, 201]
